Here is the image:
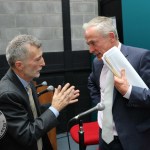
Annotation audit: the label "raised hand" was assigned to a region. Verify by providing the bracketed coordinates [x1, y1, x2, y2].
[51, 83, 80, 111]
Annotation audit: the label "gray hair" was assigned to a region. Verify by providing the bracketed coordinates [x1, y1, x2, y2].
[6, 34, 42, 67]
[83, 16, 119, 39]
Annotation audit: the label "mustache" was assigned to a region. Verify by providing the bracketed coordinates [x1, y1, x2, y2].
[93, 51, 102, 56]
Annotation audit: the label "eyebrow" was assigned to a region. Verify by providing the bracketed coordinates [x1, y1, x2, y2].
[35, 52, 43, 60]
[86, 40, 96, 45]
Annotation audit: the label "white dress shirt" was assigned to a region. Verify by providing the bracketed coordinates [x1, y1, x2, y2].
[98, 43, 132, 136]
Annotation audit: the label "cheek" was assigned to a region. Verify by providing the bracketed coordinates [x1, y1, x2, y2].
[104, 41, 112, 49]
[100, 43, 110, 53]
[95, 43, 103, 51]
[32, 63, 39, 68]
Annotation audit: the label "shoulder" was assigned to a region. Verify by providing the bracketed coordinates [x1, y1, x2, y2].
[0, 78, 16, 94]
[0, 78, 24, 104]
[122, 44, 150, 54]
[121, 44, 150, 62]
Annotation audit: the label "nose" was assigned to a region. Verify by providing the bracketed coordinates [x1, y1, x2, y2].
[41, 57, 45, 67]
[89, 45, 95, 53]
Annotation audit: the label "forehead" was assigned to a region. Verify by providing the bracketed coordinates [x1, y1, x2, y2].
[26, 44, 42, 58]
[85, 26, 102, 39]
[84, 27, 104, 44]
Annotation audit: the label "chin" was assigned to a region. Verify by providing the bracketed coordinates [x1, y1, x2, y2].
[34, 73, 40, 78]
[97, 56, 102, 61]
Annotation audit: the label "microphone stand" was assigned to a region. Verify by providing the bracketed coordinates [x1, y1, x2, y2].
[68, 103, 104, 150]
[78, 120, 86, 150]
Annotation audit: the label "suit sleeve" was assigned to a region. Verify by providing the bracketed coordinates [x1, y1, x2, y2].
[88, 59, 101, 105]
[129, 50, 150, 107]
[0, 92, 58, 147]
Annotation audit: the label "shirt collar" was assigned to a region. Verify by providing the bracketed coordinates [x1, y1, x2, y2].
[117, 42, 121, 50]
[16, 74, 29, 89]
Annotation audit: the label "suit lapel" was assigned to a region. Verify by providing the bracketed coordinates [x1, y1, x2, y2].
[120, 44, 129, 59]
[7, 69, 41, 117]
[7, 69, 29, 99]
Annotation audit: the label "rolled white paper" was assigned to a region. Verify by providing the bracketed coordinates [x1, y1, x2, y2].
[102, 46, 148, 89]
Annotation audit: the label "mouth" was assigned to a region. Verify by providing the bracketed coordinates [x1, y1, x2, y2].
[94, 52, 103, 60]
[37, 69, 42, 73]
[95, 52, 102, 57]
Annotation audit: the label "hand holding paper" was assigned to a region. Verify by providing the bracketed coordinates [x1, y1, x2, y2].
[114, 69, 131, 95]
[102, 46, 148, 90]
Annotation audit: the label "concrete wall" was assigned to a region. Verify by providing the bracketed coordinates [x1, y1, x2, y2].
[70, 0, 98, 51]
[0, 0, 98, 54]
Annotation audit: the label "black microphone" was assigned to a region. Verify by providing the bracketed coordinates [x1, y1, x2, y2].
[37, 85, 54, 97]
[70, 103, 105, 121]
[35, 81, 47, 88]
[0, 111, 7, 139]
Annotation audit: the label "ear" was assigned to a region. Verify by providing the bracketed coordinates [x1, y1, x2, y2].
[15, 61, 24, 71]
[108, 32, 116, 42]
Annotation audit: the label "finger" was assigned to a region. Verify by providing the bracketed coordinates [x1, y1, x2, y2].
[121, 69, 126, 80]
[63, 88, 75, 100]
[71, 91, 80, 99]
[54, 85, 61, 95]
[114, 75, 122, 83]
[61, 83, 70, 94]
[68, 99, 78, 104]
[63, 86, 75, 98]
[74, 92, 80, 97]
[74, 90, 80, 95]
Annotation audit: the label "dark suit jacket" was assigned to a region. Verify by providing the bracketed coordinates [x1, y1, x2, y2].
[88, 44, 150, 150]
[0, 69, 58, 150]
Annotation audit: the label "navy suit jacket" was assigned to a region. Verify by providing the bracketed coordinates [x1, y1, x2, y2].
[0, 69, 58, 150]
[88, 44, 150, 150]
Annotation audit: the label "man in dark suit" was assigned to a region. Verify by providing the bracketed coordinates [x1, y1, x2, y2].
[0, 34, 80, 150]
[83, 16, 150, 150]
